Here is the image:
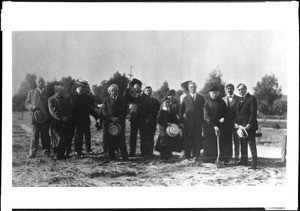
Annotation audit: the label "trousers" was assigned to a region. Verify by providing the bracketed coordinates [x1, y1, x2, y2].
[29, 121, 51, 156]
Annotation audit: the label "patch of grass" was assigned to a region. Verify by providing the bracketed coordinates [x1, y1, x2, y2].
[258, 121, 287, 129]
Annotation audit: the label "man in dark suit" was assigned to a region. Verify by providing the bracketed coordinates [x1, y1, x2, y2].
[102, 84, 128, 160]
[144, 86, 160, 157]
[124, 78, 150, 157]
[25, 77, 51, 158]
[222, 83, 241, 162]
[68, 79, 99, 158]
[235, 83, 258, 169]
[179, 81, 205, 159]
[48, 85, 72, 160]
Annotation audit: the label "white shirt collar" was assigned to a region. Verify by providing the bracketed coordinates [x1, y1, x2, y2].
[228, 94, 235, 98]
[37, 87, 44, 93]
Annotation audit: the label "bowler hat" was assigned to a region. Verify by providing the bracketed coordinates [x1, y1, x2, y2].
[76, 78, 89, 87]
[166, 123, 180, 137]
[129, 78, 142, 87]
[237, 127, 248, 138]
[108, 122, 122, 136]
[33, 109, 46, 123]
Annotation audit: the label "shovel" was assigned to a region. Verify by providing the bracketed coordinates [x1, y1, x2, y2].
[215, 130, 225, 168]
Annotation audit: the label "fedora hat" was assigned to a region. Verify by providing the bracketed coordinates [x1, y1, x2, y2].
[166, 123, 180, 137]
[33, 109, 46, 123]
[108, 122, 122, 136]
[76, 78, 89, 87]
[237, 127, 248, 138]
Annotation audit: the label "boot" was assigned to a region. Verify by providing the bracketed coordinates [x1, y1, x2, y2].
[249, 156, 258, 169]
[236, 156, 248, 166]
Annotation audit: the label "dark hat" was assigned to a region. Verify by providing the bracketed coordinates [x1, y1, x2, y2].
[33, 109, 46, 123]
[181, 80, 191, 90]
[144, 86, 152, 89]
[208, 83, 220, 92]
[108, 122, 122, 136]
[166, 123, 180, 137]
[129, 78, 142, 87]
[76, 78, 89, 87]
[167, 89, 176, 96]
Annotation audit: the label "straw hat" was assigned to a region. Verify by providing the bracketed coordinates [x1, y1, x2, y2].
[33, 109, 46, 123]
[108, 122, 122, 136]
[237, 127, 248, 138]
[166, 123, 180, 137]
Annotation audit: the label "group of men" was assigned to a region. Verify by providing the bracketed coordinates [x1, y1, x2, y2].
[25, 76, 258, 169]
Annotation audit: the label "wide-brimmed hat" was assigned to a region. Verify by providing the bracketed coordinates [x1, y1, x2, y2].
[167, 89, 176, 96]
[208, 83, 220, 92]
[166, 123, 180, 137]
[108, 122, 122, 136]
[129, 78, 142, 87]
[237, 127, 248, 138]
[33, 109, 46, 123]
[76, 78, 89, 87]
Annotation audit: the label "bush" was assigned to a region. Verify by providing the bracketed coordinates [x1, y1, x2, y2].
[272, 123, 281, 129]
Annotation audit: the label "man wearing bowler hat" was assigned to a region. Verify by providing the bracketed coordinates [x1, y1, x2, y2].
[124, 78, 151, 157]
[234, 83, 258, 169]
[68, 78, 99, 158]
[222, 83, 241, 162]
[102, 84, 128, 160]
[25, 77, 51, 158]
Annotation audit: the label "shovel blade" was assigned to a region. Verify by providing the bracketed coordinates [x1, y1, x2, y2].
[215, 161, 225, 168]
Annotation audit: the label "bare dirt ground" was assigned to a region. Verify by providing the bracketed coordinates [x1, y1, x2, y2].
[12, 112, 286, 187]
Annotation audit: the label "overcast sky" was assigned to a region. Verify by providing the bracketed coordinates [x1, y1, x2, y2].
[12, 30, 287, 95]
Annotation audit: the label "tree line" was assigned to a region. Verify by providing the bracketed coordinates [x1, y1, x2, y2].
[12, 69, 287, 120]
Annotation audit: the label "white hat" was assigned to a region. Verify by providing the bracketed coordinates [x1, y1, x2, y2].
[108, 122, 121, 136]
[166, 123, 180, 137]
[237, 127, 248, 138]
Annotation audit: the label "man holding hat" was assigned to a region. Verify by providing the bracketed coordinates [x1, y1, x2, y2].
[102, 84, 128, 160]
[179, 81, 205, 159]
[124, 78, 151, 157]
[222, 83, 241, 162]
[234, 83, 258, 169]
[48, 85, 72, 160]
[25, 77, 51, 158]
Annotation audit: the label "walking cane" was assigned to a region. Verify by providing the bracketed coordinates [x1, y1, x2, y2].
[215, 130, 225, 168]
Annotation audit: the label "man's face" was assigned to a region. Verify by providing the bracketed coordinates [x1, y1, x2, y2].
[237, 85, 247, 96]
[144, 88, 152, 96]
[57, 86, 65, 97]
[133, 84, 141, 93]
[36, 78, 45, 89]
[226, 86, 234, 95]
[189, 83, 197, 94]
[109, 87, 118, 98]
[164, 99, 171, 108]
[209, 91, 219, 99]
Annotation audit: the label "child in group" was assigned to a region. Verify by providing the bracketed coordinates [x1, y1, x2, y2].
[155, 96, 183, 160]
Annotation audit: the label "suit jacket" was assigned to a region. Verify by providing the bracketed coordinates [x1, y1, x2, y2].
[235, 93, 258, 131]
[124, 89, 151, 122]
[25, 88, 50, 124]
[102, 96, 127, 129]
[48, 94, 72, 130]
[222, 94, 241, 126]
[69, 91, 98, 125]
[149, 97, 160, 125]
[179, 93, 205, 138]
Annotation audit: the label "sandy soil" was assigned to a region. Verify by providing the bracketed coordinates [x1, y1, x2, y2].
[12, 112, 286, 187]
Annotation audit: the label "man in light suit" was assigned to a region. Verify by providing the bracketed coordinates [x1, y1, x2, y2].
[179, 81, 205, 159]
[25, 77, 51, 158]
[235, 83, 258, 169]
[222, 83, 241, 162]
